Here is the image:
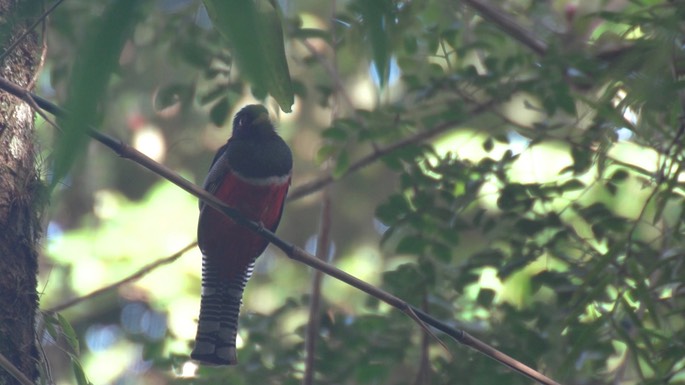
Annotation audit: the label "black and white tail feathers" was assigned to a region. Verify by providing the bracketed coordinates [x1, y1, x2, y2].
[190, 255, 254, 365]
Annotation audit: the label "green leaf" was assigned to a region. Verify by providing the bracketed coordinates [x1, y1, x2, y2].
[455, 271, 482, 291]
[354, 0, 393, 88]
[333, 149, 350, 178]
[396, 234, 427, 255]
[555, 83, 577, 115]
[652, 189, 673, 224]
[469, 249, 506, 267]
[604, 182, 617, 195]
[71, 359, 91, 385]
[375, 194, 410, 224]
[559, 179, 585, 192]
[430, 241, 452, 262]
[403, 36, 417, 54]
[356, 362, 389, 383]
[570, 146, 593, 175]
[497, 184, 533, 212]
[177, 39, 213, 68]
[203, 0, 294, 111]
[609, 168, 629, 183]
[532, 271, 571, 291]
[483, 137, 494, 152]
[383, 263, 424, 301]
[52, 0, 141, 190]
[515, 218, 546, 236]
[209, 96, 231, 126]
[601, 216, 628, 232]
[57, 313, 80, 354]
[321, 126, 349, 141]
[142, 341, 164, 361]
[316, 144, 337, 164]
[44, 314, 60, 341]
[577, 202, 612, 222]
[477, 288, 496, 306]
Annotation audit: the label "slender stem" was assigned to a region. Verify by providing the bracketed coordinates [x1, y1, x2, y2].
[412, 295, 432, 385]
[288, 100, 496, 201]
[303, 188, 331, 385]
[460, 0, 547, 56]
[0, 0, 66, 61]
[288, 247, 563, 385]
[304, 8, 337, 381]
[0, 352, 34, 385]
[46, 242, 196, 313]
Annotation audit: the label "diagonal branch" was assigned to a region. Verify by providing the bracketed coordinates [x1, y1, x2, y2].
[303, 186, 331, 385]
[460, 0, 639, 64]
[0, 352, 33, 385]
[46, 242, 196, 313]
[0, 75, 563, 385]
[460, 0, 548, 56]
[0, 0, 67, 62]
[288, 100, 497, 201]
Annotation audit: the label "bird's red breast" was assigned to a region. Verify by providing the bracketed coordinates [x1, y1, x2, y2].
[197, 170, 290, 280]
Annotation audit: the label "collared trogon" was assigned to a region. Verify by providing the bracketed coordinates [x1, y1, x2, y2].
[191, 104, 292, 365]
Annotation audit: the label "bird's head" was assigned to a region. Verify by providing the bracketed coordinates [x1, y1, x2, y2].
[232, 104, 274, 139]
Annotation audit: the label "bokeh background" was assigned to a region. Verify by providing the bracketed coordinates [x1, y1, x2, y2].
[27, 0, 685, 384]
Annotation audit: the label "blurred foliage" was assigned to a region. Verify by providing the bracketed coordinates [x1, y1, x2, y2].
[202, 0, 294, 111]
[13, 0, 685, 384]
[52, 0, 143, 190]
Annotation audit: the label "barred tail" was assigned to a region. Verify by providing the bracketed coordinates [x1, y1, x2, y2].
[191, 255, 254, 365]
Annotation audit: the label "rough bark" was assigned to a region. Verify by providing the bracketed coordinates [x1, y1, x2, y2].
[0, 1, 41, 384]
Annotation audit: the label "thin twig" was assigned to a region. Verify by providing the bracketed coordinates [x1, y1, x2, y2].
[288, 99, 497, 201]
[35, 324, 54, 385]
[0, 75, 564, 385]
[460, 0, 548, 56]
[27, 9, 49, 90]
[401, 302, 452, 360]
[26, 92, 60, 132]
[300, 38, 355, 112]
[0, 352, 34, 385]
[625, 123, 685, 261]
[304, 9, 338, 382]
[303, 187, 331, 385]
[46, 242, 196, 313]
[0, 0, 66, 62]
[460, 0, 640, 65]
[412, 295, 432, 385]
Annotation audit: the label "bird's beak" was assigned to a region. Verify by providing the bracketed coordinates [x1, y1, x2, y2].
[252, 111, 271, 125]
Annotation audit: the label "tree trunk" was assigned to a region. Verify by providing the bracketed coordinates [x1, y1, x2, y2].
[0, 1, 41, 384]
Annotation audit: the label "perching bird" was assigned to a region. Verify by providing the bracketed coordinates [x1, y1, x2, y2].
[191, 104, 292, 365]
